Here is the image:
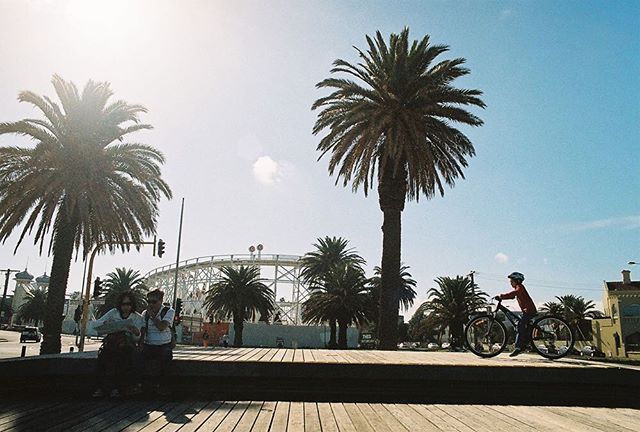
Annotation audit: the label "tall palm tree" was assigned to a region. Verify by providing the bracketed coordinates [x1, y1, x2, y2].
[299, 236, 365, 348]
[312, 29, 485, 349]
[18, 287, 48, 327]
[423, 276, 487, 348]
[368, 265, 417, 313]
[302, 265, 372, 349]
[0, 75, 172, 354]
[204, 266, 274, 347]
[99, 268, 148, 315]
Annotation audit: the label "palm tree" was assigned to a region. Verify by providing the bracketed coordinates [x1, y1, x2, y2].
[99, 268, 148, 315]
[312, 29, 485, 349]
[18, 287, 48, 327]
[423, 276, 487, 348]
[369, 265, 417, 313]
[299, 236, 365, 348]
[302, 265, 372, 349]
[555, 294, 602, 340]
[0, 76, 172, 354]
[204, 266, 274, 347]
[540, 301, 564, 317]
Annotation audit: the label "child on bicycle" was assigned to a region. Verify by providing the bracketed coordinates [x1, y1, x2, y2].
[495, 272, 537, 357]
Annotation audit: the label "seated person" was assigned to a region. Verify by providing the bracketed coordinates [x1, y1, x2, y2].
[92, 291, 144, 397]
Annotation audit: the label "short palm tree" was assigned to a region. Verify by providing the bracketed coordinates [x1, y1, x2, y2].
[312, 28, 485, 349]
[423, 276, 487, 348]
[204, 266, 275, 347]
[18, 287, 48, 327]
[369, 265, 417, 313]
[0, 75, 172, 354]
[555, 294, 602, 340]
[302, 265, 372, 349]
[300, 236, 365, 348]
[99, 268, 148, 315]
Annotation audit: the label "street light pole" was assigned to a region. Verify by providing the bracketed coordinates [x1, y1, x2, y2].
[1, 269, 20, 322]
[78, 239, 157, 352]
[172, 198, 185, 309]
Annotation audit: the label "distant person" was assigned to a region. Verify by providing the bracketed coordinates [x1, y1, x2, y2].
[495, 272, 537, 357]
[141, 289, 175, 395]
[92, 292, 144, 398]
[202, 331, 209, 347]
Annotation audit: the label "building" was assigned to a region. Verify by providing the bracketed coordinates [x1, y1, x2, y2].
[10, 270, 51, 327]
[592, 270, 640, 358]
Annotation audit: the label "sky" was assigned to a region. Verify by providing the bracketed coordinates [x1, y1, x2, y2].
[0, 0, 638, 318]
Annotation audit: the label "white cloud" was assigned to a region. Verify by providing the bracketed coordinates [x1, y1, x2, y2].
[252, 156, 293, 185]
[566, 215, 640, 232]
[495, 252, 509, 264]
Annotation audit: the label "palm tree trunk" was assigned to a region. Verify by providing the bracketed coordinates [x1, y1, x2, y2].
[338, 319, 348, 349]
[40, 209, 78, 355]
[328, 318, 338, 348]
[233, 315, 243, 347]
[377, 164, 407, 351]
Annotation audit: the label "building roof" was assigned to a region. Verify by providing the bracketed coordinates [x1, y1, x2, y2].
[606, 281, 640, 292]
[36, 273, 50, 285]
[14, 270, 33, 281]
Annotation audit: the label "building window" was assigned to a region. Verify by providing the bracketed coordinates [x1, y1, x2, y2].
[622, 304, 640, 317]
[626, 332, 640, 352]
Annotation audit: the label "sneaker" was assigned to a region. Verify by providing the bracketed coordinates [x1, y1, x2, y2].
[509, 348, 524, 357]
[92, 389, 105, 398]
[109, 389, 121, 398]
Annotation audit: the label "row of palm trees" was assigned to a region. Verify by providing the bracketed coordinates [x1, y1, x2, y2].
[0, 28, 485, 353]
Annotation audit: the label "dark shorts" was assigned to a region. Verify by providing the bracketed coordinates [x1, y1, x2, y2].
[142, 343, 173, 377]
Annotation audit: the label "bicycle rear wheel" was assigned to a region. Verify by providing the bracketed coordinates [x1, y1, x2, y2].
[531, 315, 574, 359]
[465, 315, 507, 358]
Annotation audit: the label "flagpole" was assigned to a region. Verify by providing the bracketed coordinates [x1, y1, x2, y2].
[172, 198, 184, 308]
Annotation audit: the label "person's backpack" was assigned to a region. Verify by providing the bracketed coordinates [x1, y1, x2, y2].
[145, 306, 177, 349]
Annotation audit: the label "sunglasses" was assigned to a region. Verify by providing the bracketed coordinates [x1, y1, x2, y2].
[147, 299, 159, 304]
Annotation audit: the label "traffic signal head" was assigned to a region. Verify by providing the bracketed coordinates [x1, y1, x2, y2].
[93, 277, 103, 298]
[157, 239, 166, 258]
[175, 298, 183, 317]
[73, 305, 82, 322]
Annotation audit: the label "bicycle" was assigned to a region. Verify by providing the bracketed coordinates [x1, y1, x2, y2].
[465, 299, 574, 359]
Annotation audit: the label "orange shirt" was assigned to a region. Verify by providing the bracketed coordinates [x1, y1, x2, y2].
[499, 283, 537, 314]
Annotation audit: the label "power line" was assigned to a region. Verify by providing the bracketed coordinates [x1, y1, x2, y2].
[475, 274, 602, 292]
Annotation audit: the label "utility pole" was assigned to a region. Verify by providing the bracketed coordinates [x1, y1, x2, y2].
[1, 269, 20, 323]
[172, 198, 185, 308]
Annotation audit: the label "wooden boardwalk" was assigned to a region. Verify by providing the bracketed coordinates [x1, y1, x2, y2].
[0, 399, 638, 431]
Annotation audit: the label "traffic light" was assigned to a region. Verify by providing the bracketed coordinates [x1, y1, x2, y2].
[73, 305, 82, 323]
[93, 277, 103, 298]
[157, 239, 166, 258]
[175, 298, 183, 317]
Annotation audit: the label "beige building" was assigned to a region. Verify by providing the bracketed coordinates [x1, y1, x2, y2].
[592, 270, 640, 358]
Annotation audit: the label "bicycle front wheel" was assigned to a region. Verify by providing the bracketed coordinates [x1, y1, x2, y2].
[465, 315, 507, 358]
[531, 315, 574, 360]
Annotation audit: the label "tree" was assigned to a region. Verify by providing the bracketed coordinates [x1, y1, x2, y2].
[300, 236, 365, 348]
[99, 268, 148, 315]
[407, 302, 439, 342]
[18, 287, 48, 327]
[203, 266, 274, 347]
[312, 29, 485, 349]
[369, 265, 417, 313]
[0, 75, 172, 354]
[540, 301, 564, 317]
[423, 276, 487, 348]
[302, 265, 372, 349]
[554, 294, 603, 340]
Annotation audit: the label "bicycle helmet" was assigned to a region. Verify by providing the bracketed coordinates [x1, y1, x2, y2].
[507, 271, 525, 282]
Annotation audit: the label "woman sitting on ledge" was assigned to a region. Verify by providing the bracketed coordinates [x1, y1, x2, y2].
[91, 291, 144, 398]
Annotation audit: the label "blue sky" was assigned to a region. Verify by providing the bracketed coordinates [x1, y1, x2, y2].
[0, 0, 638, 316]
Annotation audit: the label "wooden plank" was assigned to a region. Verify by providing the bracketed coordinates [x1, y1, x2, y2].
[575, 407, 640, 431]
[269, 401, 290, 431]
[545, 406, 633, 432]
[155, 400, 209, 432]
[231, 401, 263, 431]
[71, 400, 166, 432]
[48, 401, 139, 432]
[477, 405, 538, 432]
[196, 401, 235, 430]
[0, 402, 62, 428]
[270, 349, 287, 363]
[452, 405, 512, 432]
[287, 402, 305, 432]
[292, 348, 304, 363]
[250, 401, 276, 432]
[407, 404, 461, 432]
[506, 406, 604, 432]
[174, 400, 224, 432]
[316, 403, 339, 432]
[1, 402, 83, 432]
[328, 403, 357, 432]
[281, 349, 295, 363]
[118, 402, 181, 432]
[135, 401, 201, 432]
[353, 403, 395, 432]
[214, 401, 250, 432]
[383, 404, 441, 432]
[303, 402, 322, 432]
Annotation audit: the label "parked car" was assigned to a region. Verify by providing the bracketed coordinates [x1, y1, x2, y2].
[20, 327, 41, 343]
[441, 342, 451, 349]
[581, 345, 605, 358]
[427, 342, 439, 350]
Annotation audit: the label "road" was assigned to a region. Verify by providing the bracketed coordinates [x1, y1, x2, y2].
[0, 329, 100, 359]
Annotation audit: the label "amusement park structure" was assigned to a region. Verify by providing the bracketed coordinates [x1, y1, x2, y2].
[144, 250, 310, 328]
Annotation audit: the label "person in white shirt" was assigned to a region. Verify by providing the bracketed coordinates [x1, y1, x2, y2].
[92, 292, 144, 398]
[141, 289, 175, 395]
